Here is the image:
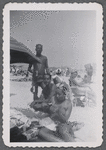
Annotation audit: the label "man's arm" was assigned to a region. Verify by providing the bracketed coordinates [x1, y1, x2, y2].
[46, 84, 56, 103]
[28, 64, 33, 73]
[45, 57, 48, 68]
[45, 57, 50, 74]
[58, 100, 72, 123]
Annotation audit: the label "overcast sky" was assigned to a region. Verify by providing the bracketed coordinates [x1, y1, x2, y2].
[10, 11, 96, 68]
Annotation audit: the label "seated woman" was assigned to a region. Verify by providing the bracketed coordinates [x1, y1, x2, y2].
[69, 70, 96, 104]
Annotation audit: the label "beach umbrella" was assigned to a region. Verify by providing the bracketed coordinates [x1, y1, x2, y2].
[10, 37, 41, 64]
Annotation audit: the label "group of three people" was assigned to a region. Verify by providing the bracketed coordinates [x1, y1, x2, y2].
[28, 44, 76, 141]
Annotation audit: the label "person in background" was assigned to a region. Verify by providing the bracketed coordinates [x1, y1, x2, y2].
[53, 68, 63, 84]
[53, 68, 70, 99]
[28, 44, 49, 100]
[69, 70, 96, 105]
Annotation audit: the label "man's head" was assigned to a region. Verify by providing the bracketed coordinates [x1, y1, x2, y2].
[44, 74, 51, 86]
[35, 44, 43, 56]
[55, 87, 66, 103]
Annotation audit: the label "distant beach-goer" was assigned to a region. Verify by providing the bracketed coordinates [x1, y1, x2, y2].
[69, 70, 96, 105]
[53, 68, 70, 99]
[52, 68, 63, 85]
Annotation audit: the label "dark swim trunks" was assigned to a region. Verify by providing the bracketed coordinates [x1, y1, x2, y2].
[32, 74, 44, 87]
[32, 55, 48, 85]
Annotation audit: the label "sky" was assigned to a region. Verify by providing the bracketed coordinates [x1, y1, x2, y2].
[10, 11, 96, 68]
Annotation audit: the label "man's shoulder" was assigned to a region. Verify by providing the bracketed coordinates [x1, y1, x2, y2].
[49, 82, 56, 88]
[41, 55, 47, 59]
[51, 82, 57, 88]
[62, 99, 71, 107]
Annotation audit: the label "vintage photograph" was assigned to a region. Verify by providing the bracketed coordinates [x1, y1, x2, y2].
[3, 3, 103, 147]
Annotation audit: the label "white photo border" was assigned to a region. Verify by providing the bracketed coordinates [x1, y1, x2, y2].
[3, 3, 103, 147]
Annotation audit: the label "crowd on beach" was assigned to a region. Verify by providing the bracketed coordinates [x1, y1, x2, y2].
[10, 44, 96, 142]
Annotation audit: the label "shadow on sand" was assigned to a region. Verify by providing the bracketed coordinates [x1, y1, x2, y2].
[10, 93, 17, 97]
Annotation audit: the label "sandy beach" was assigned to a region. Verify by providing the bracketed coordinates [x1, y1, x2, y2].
[10, 75, 97, 142]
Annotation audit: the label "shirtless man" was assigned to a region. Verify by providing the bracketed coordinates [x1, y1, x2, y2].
[28, 44, 49, 100]
[49, 86, 75, 142]
[30, 73, 56, 113]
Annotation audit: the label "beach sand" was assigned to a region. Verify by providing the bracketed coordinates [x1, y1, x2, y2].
[10, 75, 97, 142]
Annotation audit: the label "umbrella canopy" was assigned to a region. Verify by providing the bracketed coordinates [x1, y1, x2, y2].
[10, 37, 41, 64]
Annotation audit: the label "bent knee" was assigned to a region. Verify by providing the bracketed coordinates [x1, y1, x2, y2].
[58, 124, 68, 134]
